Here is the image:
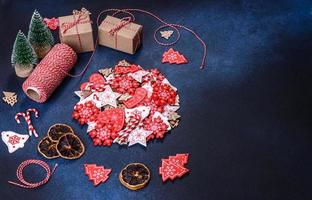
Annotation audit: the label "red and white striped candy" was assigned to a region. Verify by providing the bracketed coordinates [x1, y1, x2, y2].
[15, 108, 39, 137]
[113, 113, 141, 144]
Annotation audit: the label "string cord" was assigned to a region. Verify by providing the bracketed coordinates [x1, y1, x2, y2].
[8, 160, 58, 189]
[66, 8, 207, 78]
[111, 8, 207, 69]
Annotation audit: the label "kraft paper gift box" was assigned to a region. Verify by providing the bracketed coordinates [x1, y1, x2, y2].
[58, 8, 94, 53]
[98, 16, 143, 54]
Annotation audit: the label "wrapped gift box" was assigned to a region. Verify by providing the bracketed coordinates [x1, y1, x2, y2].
[58, 8, 94, 53]
[98, 16, 142, 54]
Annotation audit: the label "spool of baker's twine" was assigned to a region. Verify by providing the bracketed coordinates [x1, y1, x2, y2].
[22, 43, 77, 103]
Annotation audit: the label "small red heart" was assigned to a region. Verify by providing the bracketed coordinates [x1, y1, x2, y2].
[124, 88, 147, 108]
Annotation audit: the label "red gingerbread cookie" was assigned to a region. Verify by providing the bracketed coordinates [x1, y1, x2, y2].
[124, 88, 147, 108]
[159, 153, 190, 182]
[162, 48, 188, 65]
[84, 164, 111, 186]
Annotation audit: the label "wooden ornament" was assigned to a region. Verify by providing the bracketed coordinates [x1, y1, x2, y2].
[2, 91, 17, 106]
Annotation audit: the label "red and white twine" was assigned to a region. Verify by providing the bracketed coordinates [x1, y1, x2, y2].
[8, 159, 58, 189]
[15, 108, 39, 137]
[22, 44, 77, 102]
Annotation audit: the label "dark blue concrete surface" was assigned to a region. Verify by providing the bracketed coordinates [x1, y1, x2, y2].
[0, 0, 312, 199]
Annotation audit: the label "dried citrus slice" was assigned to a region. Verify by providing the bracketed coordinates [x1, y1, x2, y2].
[119, 163, 150, 190]
[48, 124, 74, 142]
[56, 133, 85, 160]
[38, 136, 59, 159]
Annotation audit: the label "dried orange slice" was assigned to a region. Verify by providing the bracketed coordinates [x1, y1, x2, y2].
[38, 136, 59, 159]
[47, 123, 74, 142]
[56, 133, 85, 160]
[119, 163, 150, 190]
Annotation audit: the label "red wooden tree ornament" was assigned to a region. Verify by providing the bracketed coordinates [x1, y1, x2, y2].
[162, 48, 188, 65]
[84, 164, 112, 186]
[159, 153, 190, 182]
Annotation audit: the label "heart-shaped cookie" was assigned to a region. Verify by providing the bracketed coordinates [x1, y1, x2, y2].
[124, 88, 147, 108]
[80, 73, 105, 91]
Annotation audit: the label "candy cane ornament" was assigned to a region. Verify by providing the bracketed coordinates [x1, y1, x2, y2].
[14, 108, 39, 137]
[26, 108, 39, 118]
[26, 108, 39, 137]
[114, 113, 141, 144]
[15, 112, 26, 124]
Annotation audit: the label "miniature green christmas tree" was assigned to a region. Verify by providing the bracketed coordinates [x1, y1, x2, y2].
[28, 10, 54, 58]
[11, 30, 37, 78]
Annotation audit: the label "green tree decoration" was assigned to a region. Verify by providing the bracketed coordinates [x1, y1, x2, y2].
[11, 30, 38, 78]
[28, 10, 54, 58]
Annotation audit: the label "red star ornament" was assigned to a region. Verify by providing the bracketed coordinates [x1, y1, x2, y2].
[162, 48, 188, 65]
[159, 159, 189, 182]
[84, 164, 112, 186]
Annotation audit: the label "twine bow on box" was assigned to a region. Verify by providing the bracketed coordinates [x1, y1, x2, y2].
[108, 16, 132, 35]
[61, 7, 92, 52]
[104, 16, 141, 53]
[61, 8, 91, 34]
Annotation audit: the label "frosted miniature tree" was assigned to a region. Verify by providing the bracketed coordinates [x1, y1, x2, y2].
[28, 10, 54, 58]
[11, 30, 37, 78]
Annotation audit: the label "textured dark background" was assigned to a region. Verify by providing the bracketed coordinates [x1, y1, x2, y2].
[0, 0, 312, 199]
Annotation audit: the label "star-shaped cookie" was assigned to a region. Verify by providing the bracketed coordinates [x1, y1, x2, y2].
[97, 86, 121, 108]
[128, 127, 153, 147]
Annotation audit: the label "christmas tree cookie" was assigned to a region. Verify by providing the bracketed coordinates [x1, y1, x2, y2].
[11, 31, 37, 78]
[28, 10, 54, 58]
